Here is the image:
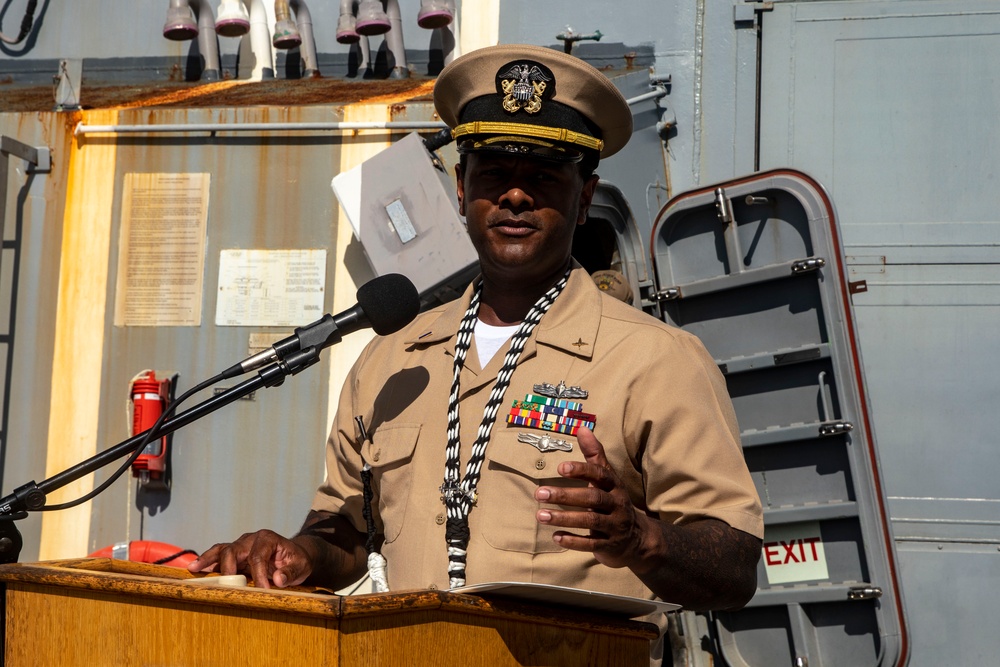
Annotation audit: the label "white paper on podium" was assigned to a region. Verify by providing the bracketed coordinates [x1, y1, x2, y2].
[450, 582, 680, 617]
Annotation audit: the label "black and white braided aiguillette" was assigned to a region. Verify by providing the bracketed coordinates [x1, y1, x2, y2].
[441, 269, 571, 588]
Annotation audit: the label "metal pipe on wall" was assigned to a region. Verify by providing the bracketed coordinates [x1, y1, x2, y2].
[336, 0, 374, 76]
[163, 0, 221, 81]
[356, 0, 390, 35]
[164, 0, 198, 40]
[357, 33, 372, 74]
[192, 0, 221, 81]
[288, 0, 320, 78]
[215, 0, 251, 36]
[352, 0, 407, 78]
[247, 0, 275, 79]
[336, 0, 359, 43]
[383, 0, 408, 79]
[73, 92, 658, 137]
[73, 120, 448, 136]
[417, 0, 454, 30]
[271, 0, 301, 48]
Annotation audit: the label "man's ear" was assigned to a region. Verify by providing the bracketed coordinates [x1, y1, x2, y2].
[577, 174, 600, 225]
[455, 163, 466, 216]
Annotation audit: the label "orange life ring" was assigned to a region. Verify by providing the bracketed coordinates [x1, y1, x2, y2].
[89, 540, 197, 568]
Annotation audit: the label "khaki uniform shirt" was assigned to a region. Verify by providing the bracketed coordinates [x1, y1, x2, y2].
[313, 266, 763, 600]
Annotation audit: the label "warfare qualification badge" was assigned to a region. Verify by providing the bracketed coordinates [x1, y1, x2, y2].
[518, 432, 574, 453]
[533, 380, 588, 399]
[498, 63, 551, 114]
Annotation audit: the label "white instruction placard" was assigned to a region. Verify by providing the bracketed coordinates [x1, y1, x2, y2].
[216, 249, 327, 327]
[762, 521, 830, 585]
[114, 172, 210, 326]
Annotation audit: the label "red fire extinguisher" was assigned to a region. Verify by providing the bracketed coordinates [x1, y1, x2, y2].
[129, 371, 175, 488]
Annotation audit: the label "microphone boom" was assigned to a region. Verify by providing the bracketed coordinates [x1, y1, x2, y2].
[225, 274, 419, 378]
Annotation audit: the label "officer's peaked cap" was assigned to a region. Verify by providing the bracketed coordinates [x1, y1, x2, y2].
[434, 44, 632, 161]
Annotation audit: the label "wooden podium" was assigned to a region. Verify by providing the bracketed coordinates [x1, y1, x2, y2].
[0, 559, 658, 666]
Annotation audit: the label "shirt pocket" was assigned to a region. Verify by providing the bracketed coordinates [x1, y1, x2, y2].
[478, 430, 584, 553]
[363, 423, 421, 544]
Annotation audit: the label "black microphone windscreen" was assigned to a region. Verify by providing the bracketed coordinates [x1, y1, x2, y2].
[356, 274, 420, 335]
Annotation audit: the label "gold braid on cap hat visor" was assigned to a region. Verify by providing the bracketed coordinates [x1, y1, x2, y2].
[452, 121, 604, 153]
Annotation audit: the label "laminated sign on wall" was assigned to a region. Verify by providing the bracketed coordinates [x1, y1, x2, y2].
[215, 249, 327, 327]
[113, 173, 210, 326]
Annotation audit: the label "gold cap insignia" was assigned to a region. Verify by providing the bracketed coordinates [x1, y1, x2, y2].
[497, 62, 553, 115]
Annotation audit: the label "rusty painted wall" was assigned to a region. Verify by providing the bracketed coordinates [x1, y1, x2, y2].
[1, 91, 442, 561]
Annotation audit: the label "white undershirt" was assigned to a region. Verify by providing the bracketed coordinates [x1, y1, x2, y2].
[474, 319, 519, 368]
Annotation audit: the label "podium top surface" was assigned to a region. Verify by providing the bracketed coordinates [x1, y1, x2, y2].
[0, 559, 659, 640]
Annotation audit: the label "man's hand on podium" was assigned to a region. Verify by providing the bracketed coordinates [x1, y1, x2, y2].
[187, 529, 314, 589]
[188, 511, 369, 590]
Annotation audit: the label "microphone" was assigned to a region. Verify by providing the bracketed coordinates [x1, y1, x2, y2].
[223, 273, 420, 379]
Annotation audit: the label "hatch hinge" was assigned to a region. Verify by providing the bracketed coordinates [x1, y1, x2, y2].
[819, 421, 854, 436]
[791, 257, 826, 274]
[847, 585, 883, 601]
[714, 187, 735, 224]
[654, 287, 681, 302]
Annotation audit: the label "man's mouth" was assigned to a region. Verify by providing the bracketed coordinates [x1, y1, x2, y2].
[491, 218, 537, 236]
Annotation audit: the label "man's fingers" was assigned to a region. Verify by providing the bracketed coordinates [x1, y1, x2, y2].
[538, 508, 642, 570]
[247, 551, 275, 589]
[551, 530, 603, 551]
[185, 530, 297, 589]
[551, 530, 631, 569]
[575, 426, 609, 467]
[536, 484, 610, 510]
[218, 543, 245, 577]
[555, 427, 619, 491]
[537, 506, 607, 533]
[244, 532, 289, 588]
[270, 544, 311, 588]
[187, 544, 222, 573]
[272, 560, 306, 588]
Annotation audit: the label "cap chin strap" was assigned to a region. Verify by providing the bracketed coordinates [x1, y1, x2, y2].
[457, 138, 585, 164]
[453, 120, 604, 153]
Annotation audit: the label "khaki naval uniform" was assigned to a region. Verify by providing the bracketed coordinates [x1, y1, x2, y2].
[313, 266, 763, 599]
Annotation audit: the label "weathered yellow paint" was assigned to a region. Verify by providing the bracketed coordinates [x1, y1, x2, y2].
[324, 104, 394, 440]
[38, 109, 120, 560]
[459, 0, 500, 55]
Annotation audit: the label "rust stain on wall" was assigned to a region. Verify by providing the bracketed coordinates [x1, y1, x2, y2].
[1, 78, 436, 113]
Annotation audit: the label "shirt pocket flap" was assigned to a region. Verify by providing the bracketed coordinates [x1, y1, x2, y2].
[363, 423, 421, 468]
[487, 429, 582, 480]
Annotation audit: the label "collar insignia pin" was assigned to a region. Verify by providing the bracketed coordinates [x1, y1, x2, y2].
[572, 338, 588, 349]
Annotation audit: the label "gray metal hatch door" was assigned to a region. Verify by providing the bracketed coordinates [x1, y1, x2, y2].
[647, 170, 907, 667]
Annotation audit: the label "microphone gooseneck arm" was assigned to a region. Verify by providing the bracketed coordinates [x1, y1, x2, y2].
[224, 312, 349, 378]
[0, 273, 420, 565]
[0, 347, 323, 564]
[222, 272, 418, 379]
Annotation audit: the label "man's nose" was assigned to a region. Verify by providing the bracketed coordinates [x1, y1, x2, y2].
[499, 185, 534, 210]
